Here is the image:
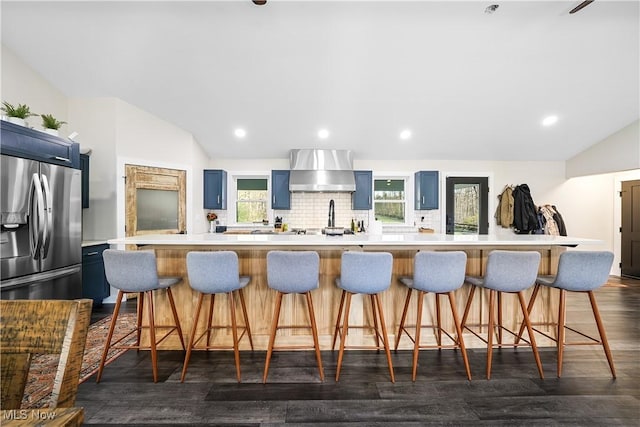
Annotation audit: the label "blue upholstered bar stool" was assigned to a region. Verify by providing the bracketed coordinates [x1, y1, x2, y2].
[517, 251, 615, 378]
[396, 251, 472, 381]
[460, 250, 544, 380]
[97, 249, 185, 383]
[181, 251, 253, 383]
[333, 251, 395, 383]
[263, 251, 324, 383]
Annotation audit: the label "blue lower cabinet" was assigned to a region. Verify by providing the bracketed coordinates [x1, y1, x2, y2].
[82, 244, 109, 306]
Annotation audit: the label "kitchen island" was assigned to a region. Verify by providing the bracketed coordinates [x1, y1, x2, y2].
[107, 233, 601, 350]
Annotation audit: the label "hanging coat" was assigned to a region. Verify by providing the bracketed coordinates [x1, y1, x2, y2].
[512, 184, 539, 234]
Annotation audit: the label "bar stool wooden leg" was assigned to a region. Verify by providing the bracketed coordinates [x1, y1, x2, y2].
[96, 290, 124, 383]
[412, 290, 425, 381]
[588, 290, 616, 378]
[306, 292, 325, 381]
[518, 291, 544, 379]
[136, 291, 144, 348]
[263, 291, 284, 383]
[167, 288, 185, 350]
[332, 290, 346, 350]
[448, 291, 472, 381]
[238, 288, 254, 350]
[486, 289, 495, 380]
[146, 290, 159, 383]
[335, 292, 352, 381]
[516, 283, 541, 344]
[181, 293, 205, 382]
[228, 291, 241, 382]
[556, 288, 566, 377]
[395, 288, 412, 350]
[497, 292, 503, 345]
[374, 294, 395, 383]
[435, 294, 442, 347]
[461, 285, 476, 329]
[207, 294, 215, 347]
[370, 295, 381, 349]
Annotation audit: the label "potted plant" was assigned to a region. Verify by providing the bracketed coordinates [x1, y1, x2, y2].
[40, 114, 67, 136]
[1, 101, 37, 126]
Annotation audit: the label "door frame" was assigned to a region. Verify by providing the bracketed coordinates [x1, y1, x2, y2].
[441, 171, 494, 236]
[614, 170, 640, 276]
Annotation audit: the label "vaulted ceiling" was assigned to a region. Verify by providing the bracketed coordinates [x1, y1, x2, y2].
[2, 1, 638, 161]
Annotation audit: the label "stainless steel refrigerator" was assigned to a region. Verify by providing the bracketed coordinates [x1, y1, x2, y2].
[1, 154, 82, 299]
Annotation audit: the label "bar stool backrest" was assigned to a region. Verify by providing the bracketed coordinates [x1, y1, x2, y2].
[551, 251, 614, 291]
[484, 250, 541, 292]
[339, 251, 393, 294]
[103, 249, 159, 292]
[187, 251, 241, 293]
[267, 251, 320, 293]
[413, 251, 467, 293]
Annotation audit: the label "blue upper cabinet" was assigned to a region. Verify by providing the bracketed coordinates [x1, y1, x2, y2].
[271, 170, 291, 210]
[352, 170, 372, 210]
[203, 169, 227, 209]
[0, 120, 80, 169]
[415, 170, 439, 210]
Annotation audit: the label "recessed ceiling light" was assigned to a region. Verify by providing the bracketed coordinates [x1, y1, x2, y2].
[542, 115, 559, 127]
[318, 129, 330, 139]
[400, 129, 412, 140]
[234, 128, 246, 138]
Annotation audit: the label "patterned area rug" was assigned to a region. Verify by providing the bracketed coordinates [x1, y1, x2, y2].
[22, 312, 138, 408]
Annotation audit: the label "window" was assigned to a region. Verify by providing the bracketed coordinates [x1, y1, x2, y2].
[445, 176, 489, 235]
[374, 179, 406, 223]
[236, 178, 268, 223]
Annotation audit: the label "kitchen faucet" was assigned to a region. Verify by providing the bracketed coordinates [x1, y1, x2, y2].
[328, 199, 335, 228]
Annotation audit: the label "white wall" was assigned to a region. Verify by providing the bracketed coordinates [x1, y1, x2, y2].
[68, 98, 119, 241]
[566, 120, 640, 178]
[1, 45, 68, 134]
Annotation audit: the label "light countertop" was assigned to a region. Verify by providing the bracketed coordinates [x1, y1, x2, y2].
[107, 233, 601, 248]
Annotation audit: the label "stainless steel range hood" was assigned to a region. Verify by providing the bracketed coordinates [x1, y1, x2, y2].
[289, 149, 356, 192]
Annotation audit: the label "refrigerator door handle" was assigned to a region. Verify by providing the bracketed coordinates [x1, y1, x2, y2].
[0, 265, 81, 290]
[40, 174, 53, 258]
[28, 173, 45, 259]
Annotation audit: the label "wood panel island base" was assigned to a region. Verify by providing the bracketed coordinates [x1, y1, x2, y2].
[107, 233, 601, 350]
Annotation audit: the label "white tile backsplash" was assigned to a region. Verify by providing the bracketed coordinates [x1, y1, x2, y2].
[208, 192, 442, 233]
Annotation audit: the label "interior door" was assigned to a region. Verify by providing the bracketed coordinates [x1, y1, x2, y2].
[125, 164, 186, 237]
[621, 179, 640, 278]
[445, 176, 489, 235]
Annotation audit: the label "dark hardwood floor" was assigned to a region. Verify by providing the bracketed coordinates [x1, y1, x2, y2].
[77, 277, 640, 425]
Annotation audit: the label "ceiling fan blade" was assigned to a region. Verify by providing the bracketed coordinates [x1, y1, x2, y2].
[569, 0, 594, 14]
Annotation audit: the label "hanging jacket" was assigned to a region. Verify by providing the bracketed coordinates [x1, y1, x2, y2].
[495, 186, 514, 228]
[552, 205, 567, 236]
[512, 184, 539, 234]
[539, 205, 560, 236]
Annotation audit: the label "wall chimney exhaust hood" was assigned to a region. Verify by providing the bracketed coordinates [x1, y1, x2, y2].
[289, 149, 356, 192]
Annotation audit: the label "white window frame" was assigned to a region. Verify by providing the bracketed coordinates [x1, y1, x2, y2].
[228, 172, 271, 225]
[372, 174, 412, 226]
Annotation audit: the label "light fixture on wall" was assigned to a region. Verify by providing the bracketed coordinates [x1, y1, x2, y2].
[485, 4, 499, 14]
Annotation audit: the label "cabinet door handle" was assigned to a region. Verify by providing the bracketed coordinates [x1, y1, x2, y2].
[51, 156, 71, 163]
[273, 195, 276, 204]
[368, 196, 371, 205]
[85, 251, 99, 256]
[217, 195, 220, 204]
[422, 196, 425, 205]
